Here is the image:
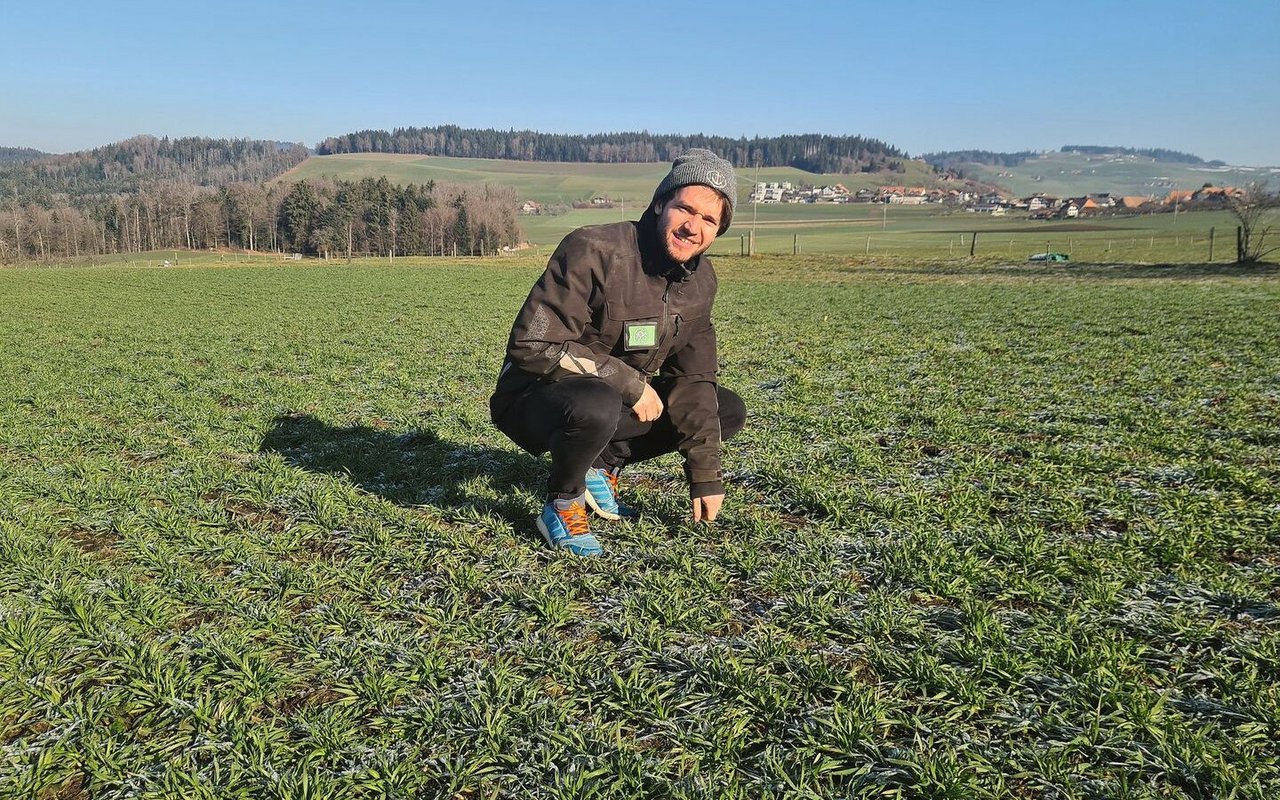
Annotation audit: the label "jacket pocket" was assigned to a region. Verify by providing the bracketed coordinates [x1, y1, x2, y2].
[605, 299, 665, 352]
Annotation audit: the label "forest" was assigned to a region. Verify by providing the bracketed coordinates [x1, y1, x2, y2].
[1, 176, 521, 262]
[0, 136, 522, 262]
[1, 135, 309, 202]
[316, 126, 907, 174]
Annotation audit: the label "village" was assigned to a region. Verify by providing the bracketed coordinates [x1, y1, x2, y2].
[516, 181, 1245, 222]
[745, 181, 1243, 219]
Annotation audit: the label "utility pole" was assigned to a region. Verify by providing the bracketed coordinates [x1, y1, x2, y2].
[750, 158, 760, 256]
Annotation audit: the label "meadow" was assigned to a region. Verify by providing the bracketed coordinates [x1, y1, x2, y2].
[278, 154, 938, 209]
[1, 252, 1278, 798]
[521, 205, 1256, 266]
[279, 153, 1277, 266]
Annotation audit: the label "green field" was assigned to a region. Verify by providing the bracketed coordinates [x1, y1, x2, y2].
[279, 154, 938, 208]
[2, 254, 1278, 798]
[278, 153, 1277, 264]
[519, 204, 1262, 266]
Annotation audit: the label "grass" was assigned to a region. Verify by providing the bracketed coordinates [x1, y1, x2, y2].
[1, 254, 1278, 798]
[522, 205, 1266, 267]
[277, 152, 1279, 265]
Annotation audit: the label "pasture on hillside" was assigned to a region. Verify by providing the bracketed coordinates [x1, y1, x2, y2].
[1, 254, 1278, 798]
[953, 153, 1280, 200]
[278, 154, 938, 210]
[278, 152, 1278, 266]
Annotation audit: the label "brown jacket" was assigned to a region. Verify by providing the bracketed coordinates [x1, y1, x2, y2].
[491, 210, 723, 489]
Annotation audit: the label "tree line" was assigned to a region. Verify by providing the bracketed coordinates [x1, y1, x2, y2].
[1060, 145, 1216, 165]
[921, 149, 1041, 171]
[0, 146, 49, 166]
[924, 145, 1217, 173]
[1, 177, 522, 263]
[0, 135, 310, 203]
[316, 126, 906, 174]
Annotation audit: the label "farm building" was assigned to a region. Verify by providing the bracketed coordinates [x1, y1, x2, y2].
[1118, 196, 1153, 209]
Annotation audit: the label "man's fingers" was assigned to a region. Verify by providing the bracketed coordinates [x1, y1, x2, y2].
[631, 385, 664, 422]
[692, 494, 724, 523]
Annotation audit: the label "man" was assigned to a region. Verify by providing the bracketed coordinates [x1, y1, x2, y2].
[489, 149, 747, 556]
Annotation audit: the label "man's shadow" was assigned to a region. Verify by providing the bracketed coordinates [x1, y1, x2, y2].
[259, 413, 545, 529]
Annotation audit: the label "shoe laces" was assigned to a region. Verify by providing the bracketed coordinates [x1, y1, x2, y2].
[606, 471, 620, 496]
[557, 501, 590, 535]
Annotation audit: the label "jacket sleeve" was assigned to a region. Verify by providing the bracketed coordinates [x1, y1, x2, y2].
[506, 232, 648, 405]
[660, 315, 723, 494]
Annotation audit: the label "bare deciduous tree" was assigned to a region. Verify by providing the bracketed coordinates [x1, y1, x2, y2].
[1227, 181, 1280, 263]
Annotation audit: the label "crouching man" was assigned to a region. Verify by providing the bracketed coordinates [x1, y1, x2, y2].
[489, 149, 747, 556]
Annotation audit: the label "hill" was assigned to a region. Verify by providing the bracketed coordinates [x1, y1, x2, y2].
[0, 146, 50, 165]
[278, 153, 944, 207]
[924, 145, 1218, 173]
[925, 147, 1278, 198]
[315, 125, 907, 175]
[0, 135, 309, 202]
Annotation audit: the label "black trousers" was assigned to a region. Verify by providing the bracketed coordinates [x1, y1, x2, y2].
[493, 376, 746, 499]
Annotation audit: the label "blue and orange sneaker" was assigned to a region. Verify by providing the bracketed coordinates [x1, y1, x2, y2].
[536, 496, 603, 556]
[584, 467, 638, 521]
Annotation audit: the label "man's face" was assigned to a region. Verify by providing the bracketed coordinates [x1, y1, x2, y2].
[656, 185, 724, 263]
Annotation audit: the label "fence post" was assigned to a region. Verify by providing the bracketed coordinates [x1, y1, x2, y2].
[1208, 227, 1215, 262]
[1237, 226, 1244, 262]
[969, 232, 977, 257]
[793, 234, 798, 255]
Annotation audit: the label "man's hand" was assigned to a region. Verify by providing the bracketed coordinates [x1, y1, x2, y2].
[631, 383, 664, 422]
[692, 493, 724, 523]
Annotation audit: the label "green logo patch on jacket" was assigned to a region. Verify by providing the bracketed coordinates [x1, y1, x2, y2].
[624, 321, 658, 350]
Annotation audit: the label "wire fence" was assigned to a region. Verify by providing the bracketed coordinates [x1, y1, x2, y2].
[721, 226, 1248, 264]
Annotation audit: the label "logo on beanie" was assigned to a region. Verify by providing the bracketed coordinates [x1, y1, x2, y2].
[707, 170, 727, 189]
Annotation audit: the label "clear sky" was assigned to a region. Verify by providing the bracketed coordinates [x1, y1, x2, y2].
[3, 0, 1278, 165]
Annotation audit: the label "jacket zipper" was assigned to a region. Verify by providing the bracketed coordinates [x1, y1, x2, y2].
[641, 279, 673, 375]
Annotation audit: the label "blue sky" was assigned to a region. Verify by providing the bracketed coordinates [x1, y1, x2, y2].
[3, 1, 1278, 165]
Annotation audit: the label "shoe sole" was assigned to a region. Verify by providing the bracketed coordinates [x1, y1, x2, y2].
[536, 516, 558, 547]
[583, 489, 622, 521]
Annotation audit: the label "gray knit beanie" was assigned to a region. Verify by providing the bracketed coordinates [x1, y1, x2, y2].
[651, 148, 737, 233]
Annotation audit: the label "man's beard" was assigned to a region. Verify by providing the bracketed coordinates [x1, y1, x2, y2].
[661, 230, 707, 265]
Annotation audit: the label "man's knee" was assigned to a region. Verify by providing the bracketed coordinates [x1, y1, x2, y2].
[560, 378, 625, 434]
[718, 387, 747, 440]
